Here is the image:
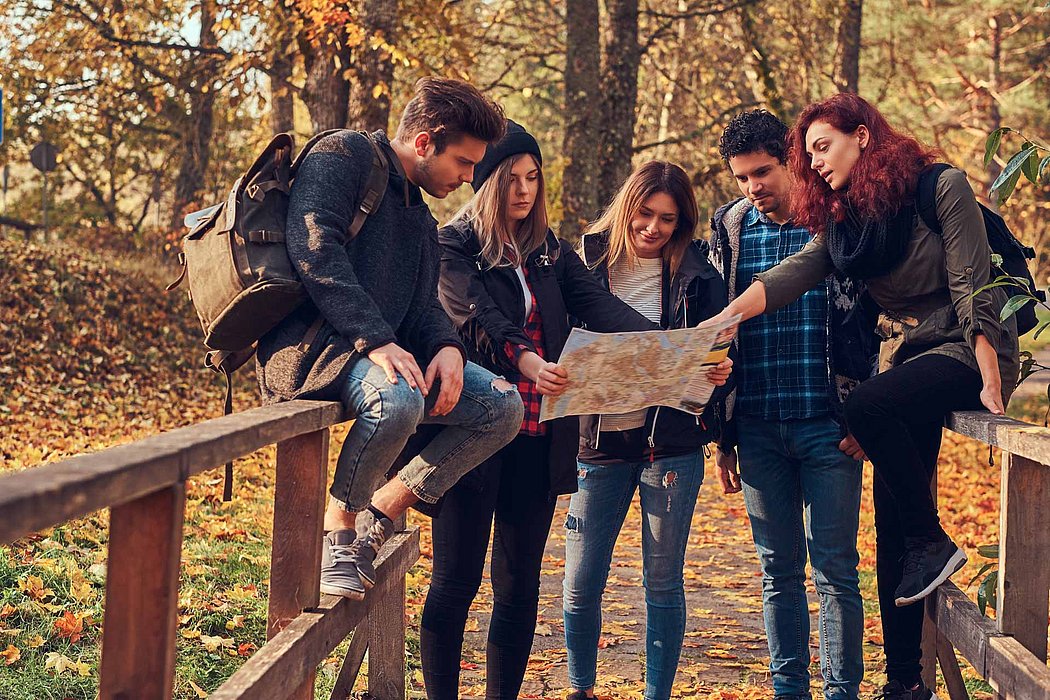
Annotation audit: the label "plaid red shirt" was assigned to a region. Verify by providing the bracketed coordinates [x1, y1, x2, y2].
[503, 267, 547, 436]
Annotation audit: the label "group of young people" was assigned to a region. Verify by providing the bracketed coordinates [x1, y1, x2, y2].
[258, 77, 1019, 700]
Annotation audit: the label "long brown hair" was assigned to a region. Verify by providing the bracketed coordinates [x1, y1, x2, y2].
[455, 153, 549, 269]
[788, 93, 939, 235]
[584, 160, 698, 277]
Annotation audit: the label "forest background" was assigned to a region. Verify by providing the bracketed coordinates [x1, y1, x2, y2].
[0, 0, 1047, 254]
[0, 1, 1049, 699]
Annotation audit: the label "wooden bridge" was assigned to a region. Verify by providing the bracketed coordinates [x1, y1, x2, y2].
[1, 401, 1049, 699]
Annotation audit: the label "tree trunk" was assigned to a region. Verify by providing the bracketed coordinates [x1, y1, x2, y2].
[348, 0, 399, 133]
[596, 0, 640, 208]
[169, 0, 217, 231]
[268, 3, 296, 135]
[300, 27, 351, 132]
[833, 0, 863, 94]
[985, 13, 1003, 211]
[740, 5, 786, 118]
[561, 0, 602, 240]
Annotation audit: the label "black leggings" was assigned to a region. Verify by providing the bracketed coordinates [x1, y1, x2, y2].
[844, 353, 984, 684]
[420, 434, 557, 700]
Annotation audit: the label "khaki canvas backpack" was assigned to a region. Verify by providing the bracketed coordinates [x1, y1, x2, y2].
[168, 129, 389, 498]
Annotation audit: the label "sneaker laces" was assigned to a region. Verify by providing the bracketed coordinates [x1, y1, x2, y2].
[359, 520, 389, 554]
[328, 539, 365, 565]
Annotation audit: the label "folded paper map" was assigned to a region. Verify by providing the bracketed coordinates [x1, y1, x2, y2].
[539, 315, 740, 422]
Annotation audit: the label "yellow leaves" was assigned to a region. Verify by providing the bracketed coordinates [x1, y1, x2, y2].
[25, 634, 46, 648]
[18, 574, 54, 602]
[188, 680, 209, 698]
[44, 651, 91, 676]
[199, 634, 235, 654]
[226, 583, 258, 601]
[225, 614, 245, 631]
[1, 644, 20, 665]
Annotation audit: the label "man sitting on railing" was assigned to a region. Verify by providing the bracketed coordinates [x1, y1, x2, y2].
[256, 78, 524, 600]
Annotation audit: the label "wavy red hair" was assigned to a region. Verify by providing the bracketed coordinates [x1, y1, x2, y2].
[788, 93, 939, 236]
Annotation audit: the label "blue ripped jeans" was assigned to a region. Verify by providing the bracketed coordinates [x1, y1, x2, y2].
[330, 357, 524, 511]
[562, 452, 704, 700]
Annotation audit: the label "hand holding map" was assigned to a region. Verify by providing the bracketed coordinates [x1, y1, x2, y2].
[538, 314, 740, 422]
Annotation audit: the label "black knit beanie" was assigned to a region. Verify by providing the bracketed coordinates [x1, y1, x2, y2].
[470, 119, 543, 192]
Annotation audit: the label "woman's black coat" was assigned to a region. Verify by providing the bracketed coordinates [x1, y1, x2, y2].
[433, 218, 657, 498]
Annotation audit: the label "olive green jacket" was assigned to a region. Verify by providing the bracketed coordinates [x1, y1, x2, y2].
[755, 167, 1019, 403]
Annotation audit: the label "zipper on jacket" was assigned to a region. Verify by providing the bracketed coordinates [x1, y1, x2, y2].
[648, 407, 661, 463]
[594, 414, 602, 450]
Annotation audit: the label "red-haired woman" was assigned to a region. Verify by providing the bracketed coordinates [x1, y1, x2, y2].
[709, 93, 1018, 700]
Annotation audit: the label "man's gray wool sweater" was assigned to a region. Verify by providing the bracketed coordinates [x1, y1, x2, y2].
[256, 129, 466, 405]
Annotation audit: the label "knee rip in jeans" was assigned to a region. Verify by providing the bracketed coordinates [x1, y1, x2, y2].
[565, 514, 582, 532]
[491, 376, 515, 394]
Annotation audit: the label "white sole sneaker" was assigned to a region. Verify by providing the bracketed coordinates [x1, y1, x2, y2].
[894, 547, 967, 607]
[320, 582, 368, 600]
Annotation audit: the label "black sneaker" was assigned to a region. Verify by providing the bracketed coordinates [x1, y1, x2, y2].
[894, 534, 967, 607]
[876, 679, 938, 700]
[565, 692, 592, 700]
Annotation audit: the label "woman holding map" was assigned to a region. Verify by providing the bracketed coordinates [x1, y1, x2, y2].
[418, 122, 731, 700]
[562, 160, 731, 700]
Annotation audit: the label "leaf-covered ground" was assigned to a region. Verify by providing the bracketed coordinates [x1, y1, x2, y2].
[0, 239, 1032, 698]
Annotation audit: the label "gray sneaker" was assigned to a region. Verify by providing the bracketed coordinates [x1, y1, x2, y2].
[319, 510, 394, 600]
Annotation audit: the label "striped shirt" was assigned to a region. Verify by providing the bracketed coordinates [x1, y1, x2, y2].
[735, 206, 831, 420]
[602, 256, 663, 431]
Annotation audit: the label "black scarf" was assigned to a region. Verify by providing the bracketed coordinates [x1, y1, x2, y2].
[825, 202, 915, 280]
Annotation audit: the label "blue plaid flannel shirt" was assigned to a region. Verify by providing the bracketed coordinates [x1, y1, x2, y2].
[735, 206, 831, 420]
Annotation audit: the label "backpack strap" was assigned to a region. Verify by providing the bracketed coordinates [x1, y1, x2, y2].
[298, 133, 391, 356]
[916, 163, 952, 235]
[205, 346, 258, 501]
[347, 136, 390, 240]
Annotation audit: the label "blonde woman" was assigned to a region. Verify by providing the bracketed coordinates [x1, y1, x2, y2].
[419, 122, 661, 700]
[564, 161, 731, 700]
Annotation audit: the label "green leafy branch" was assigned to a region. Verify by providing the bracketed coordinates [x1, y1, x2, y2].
[985, 127, 1050, 206]
[968, 543, 999, 616]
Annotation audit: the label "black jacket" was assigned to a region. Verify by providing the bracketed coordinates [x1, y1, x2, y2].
[434, 218, 656, 498]
[576, 232, 730, 464]
[257, 130, 465, 404]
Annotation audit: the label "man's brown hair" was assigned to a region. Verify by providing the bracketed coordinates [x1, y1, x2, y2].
[395, 77, 506, 153]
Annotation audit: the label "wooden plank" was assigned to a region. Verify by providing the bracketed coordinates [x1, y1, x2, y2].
[929, 583, 999, 678]
[935, 633, 969, 700]
[929, 583, 1050, 700]
[0, 400, 344, 544]
[211, 528, 419, 700]
[946, 411, 1050, 466]
[997, 453, 1050, 661]
[99, 484, 186, 700]
[268, 429, 329, 700]
[920, 471, 939, 691]
[329, 627, 368, 700]
[985, 635, 1050, 700]
[368, 563, 407, 699]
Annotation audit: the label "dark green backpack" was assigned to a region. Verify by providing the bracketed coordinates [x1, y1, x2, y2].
[168, 129, 389, 498]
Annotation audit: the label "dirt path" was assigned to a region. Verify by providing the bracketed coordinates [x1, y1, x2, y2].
[449, 465, 779, 699]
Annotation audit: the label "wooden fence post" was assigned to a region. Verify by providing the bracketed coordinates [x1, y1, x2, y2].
[997, 453, 1050, 661]
[920, 470, 939, 691]
[367, 514, 408, 700]
[99, 484, 187, 700]
[269, 429, 330, 700]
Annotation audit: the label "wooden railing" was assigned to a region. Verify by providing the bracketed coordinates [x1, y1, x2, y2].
[923, 411, 1050, 700]
[0, 400, 419, 700]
